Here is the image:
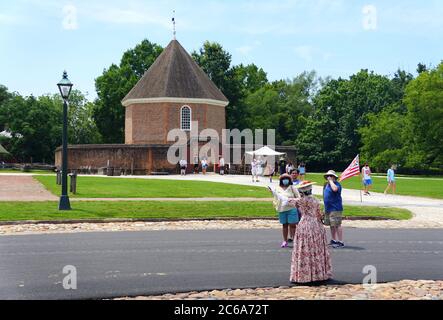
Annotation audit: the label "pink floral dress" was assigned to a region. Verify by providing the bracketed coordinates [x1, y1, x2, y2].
[289, 196, 332, 283]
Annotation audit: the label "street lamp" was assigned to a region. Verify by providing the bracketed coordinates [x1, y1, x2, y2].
[57, 71, 73, 210]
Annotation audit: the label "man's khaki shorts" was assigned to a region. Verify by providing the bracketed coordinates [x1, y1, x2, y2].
[324, 211, 343, 227]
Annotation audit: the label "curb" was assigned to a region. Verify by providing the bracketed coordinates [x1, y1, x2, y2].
[0, 216, 396, 226]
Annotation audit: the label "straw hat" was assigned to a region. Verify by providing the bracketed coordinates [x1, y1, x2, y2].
[324, 170, 338, 179]
[294, 180, 317, 190]
[279, 173, 292, 181]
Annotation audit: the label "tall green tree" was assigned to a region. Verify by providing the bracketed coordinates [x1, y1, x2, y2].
[52, 90, 102, 145]
[404, 62, 443, 169]
[93, 40, 163, 143]
[228, 63, 268, 130]
[192, 41, 232, 93]
[244, 72, 317, 145]
[191, 42, 269, 130]
[0, 94, 61, 162]
[0, 85, 11, 131]
[297, 70, 403, 168]
[359, 107, 408, 171]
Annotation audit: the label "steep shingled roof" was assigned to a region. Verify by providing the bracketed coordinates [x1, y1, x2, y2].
[122, 40, 229, 105]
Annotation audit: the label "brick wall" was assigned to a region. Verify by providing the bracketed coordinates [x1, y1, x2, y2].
[124, 102, 226, 145]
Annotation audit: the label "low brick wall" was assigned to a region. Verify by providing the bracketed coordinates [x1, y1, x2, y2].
[55, 144, 175, 175]
[54, 144, 297, 175]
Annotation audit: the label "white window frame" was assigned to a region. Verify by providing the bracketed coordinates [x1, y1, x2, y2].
[180, 105, 192, 131]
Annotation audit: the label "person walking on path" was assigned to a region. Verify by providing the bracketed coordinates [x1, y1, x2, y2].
[251, 158, 259, 182]
[279, 157, 287, 176]
[201, 158, 208, 175]
[384, 165, 396, 195]
[179, 158, 187, 176]
[361, 163, 373, 195]
[267, 162, 276, 183]
[256, 157, 264, 179]
[289, 181, 332, 284]
[193, 156, 199, 174]
[323, 170, 345, 248]
[219, 157, 225, 175]
[298, 162, 306, 181]
[286, 162, 294, 174]
[268, 174, 300, 248]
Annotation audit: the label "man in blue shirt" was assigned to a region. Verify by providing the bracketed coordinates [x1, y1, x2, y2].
[323, 170, 344, 248]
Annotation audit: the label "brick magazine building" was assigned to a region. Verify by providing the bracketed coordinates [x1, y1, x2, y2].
[55, 39, 295, 174]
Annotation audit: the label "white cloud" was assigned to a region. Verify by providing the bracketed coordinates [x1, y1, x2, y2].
[236, 40, 262, 56]
[294, 45, 314, 63]
[62, 4, 78, 30]
[362, 4, 377, 31]
[236, 45, 253, 55]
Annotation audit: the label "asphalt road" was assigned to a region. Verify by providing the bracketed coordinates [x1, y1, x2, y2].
[0, 229, 442, 300]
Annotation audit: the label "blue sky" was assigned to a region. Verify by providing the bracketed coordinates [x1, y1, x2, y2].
[1, 0, 443, 100]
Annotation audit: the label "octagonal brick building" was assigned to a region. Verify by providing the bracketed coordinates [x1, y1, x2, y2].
[123, 39, 229, 145]
[56, 39, 229, 174]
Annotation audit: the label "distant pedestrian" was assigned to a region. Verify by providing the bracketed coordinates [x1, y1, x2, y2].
[298, 162, 306, 181]
[201, 158, 208, 175]
[251, 158, 259, 182]
[193, 156, 199, 174]
[323, 170, 344, 248]
[384, 164, 396, 195]
[361, 163, 372, 195]
[286, 162, 294, 174]
[290, 181, 332, 284]
[257, 157, 264, 178]
[268, 162, 276, 183]
[279, 157, 287, 175]
[219, 157, 225, 175]
[179, 158, 187, 176]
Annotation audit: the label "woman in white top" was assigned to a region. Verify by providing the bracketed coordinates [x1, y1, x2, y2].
[269, 174, 301, 248]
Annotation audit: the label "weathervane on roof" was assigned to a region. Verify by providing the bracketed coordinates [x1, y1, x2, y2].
[172, 10, 176, 40]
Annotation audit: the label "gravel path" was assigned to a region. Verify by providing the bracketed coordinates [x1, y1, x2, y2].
[116, 280, 443, 300]
[0, 175, 57, 201]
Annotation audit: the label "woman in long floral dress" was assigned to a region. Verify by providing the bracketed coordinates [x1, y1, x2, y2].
[288, 181, 332, 284]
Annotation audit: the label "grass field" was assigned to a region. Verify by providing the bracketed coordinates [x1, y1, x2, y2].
[298, 173, 443, 199]
[35, 176, 271, 198]
[0, 201, 412, 222]
[34, 173, 443, 199]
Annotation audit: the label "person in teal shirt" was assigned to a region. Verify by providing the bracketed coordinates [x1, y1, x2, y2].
[384, 164, 396, 195]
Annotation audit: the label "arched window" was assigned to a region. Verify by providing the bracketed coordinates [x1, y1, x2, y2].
[180, 106, 191, 131]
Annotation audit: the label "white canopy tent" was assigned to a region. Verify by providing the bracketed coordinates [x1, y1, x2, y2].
[246, 146, 285, 157]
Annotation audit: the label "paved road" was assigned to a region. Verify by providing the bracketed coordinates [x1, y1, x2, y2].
[0, 229, 442, 300]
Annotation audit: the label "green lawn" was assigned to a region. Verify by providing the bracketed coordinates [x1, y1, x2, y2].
[35, 176, 270, 198]
[300, 173, 443, 199]
[0, 201, 412, 222]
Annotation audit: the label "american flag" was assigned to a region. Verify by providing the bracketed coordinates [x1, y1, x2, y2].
[339, 155, 360, 182]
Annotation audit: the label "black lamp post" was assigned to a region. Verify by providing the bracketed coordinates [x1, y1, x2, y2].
[57, 71, 73, 210]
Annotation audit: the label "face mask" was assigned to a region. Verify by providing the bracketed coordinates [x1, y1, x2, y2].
[282, 179, 290, 186]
